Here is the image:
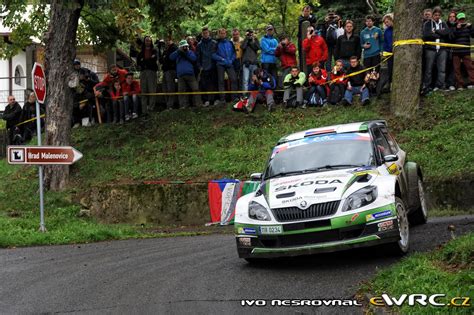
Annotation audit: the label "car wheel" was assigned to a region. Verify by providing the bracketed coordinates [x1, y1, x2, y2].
[409, 177, 428, 225]
[387, 197, 410, 255]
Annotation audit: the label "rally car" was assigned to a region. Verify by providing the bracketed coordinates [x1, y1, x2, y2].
[235, 120, 428, 262]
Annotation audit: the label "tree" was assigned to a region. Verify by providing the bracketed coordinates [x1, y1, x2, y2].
[390, 0, 425, 117]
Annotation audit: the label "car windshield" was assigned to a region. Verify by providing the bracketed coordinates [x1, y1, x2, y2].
[265, 133, 374, 179]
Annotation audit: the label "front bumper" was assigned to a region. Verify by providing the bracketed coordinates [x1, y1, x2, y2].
[235, 205, 399, 259]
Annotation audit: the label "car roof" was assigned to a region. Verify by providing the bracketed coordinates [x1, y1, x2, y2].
[277, 120, 387, 144]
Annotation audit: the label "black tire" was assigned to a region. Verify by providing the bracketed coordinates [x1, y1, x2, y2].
[409, 177, 428, 225]
[386, 197, 410, 256]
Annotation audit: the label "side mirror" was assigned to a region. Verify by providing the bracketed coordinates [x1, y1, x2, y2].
[250, 173, 263, 181]
[384, 154, 398, 162]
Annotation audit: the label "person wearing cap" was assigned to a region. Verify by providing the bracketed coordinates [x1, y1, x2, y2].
[212, 28, 239, 104]
[260, 25, 279, 81]
[452, 12, 474, 90]
[170, 39, 202, 108]
[241, 29, 260, 91]
[323, 9, 342, 73]
[197, 26, 218, 106]
[137, 36, 159, 114]
[275, 34, 297, 88]
[73, 59, 99, 84]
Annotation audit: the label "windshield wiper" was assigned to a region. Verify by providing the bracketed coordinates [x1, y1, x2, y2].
[310, 164, 365, 171]
[265, 171, 307, 180]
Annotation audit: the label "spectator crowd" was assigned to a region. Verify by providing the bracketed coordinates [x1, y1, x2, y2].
[2, 5, 473, 143]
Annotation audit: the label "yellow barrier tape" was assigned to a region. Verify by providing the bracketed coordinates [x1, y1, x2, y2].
[394, 39, 474, 49]
[15, 114, 46, 127]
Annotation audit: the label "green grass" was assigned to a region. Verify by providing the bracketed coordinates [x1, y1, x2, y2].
[0, 90, 473, 247]
[361, 233, 474, 314]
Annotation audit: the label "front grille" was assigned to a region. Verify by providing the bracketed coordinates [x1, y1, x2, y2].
[259, 225, 365, 248]
[271, 201, 340, 222]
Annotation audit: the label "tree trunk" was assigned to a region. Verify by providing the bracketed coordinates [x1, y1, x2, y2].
[391, 0, 425, 117]
[43, 1, 83, 191]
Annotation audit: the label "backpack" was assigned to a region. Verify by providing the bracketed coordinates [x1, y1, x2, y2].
[328, 84, 344, 105]
[326, 23, 338, 46]
[232, 97, 249, 112]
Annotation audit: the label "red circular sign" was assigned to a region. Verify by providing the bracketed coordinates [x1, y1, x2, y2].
[32, 63, 46, 104]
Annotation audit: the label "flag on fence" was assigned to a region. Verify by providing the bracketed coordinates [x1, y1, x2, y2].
[208, 179, 242, 225]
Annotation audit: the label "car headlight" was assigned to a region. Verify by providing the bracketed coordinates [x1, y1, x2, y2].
[342, 186, 378, 212]
[248, 201, 271, 221]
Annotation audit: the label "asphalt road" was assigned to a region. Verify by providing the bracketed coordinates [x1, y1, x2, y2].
[0, 215, 473, 315]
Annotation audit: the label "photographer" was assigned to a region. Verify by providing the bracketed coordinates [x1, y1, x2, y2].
[452, 12, 474, 90]
[275, 35, 297, 88]
[241, 29, 260, 91]
[170, 40, 201, 108]
[246, 68, 276, 113]
[302, 26, 328, 76]
[324, 9, 342, 72]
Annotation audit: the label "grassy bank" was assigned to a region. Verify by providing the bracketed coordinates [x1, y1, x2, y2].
[0, 90, 473, 247]
[361, 232, 474, 314]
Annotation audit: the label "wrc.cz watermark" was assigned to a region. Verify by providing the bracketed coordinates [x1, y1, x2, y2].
[240, 295, 471, 308]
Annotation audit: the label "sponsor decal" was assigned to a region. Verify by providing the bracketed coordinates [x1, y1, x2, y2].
[282, 196, 303, 204]
[275, 179, 343, 192]
[237, 227, 257, 235]
[387, 163, 400, 175]
[345, 213, 360, 224]
[377, 220, 394, 231]
[366, 210, 392, 222]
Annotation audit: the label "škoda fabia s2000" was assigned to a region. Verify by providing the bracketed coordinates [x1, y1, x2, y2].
[235, 121, 427, 262]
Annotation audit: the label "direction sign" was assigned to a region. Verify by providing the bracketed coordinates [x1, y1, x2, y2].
[32, 63, 46, 104]
[7, 146, 83, 165]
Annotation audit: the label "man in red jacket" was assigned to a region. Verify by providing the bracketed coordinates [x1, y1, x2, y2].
[275, 35, 297, 88]
[303, 26, 328, 76]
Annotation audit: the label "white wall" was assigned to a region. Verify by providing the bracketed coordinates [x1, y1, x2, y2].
[0, 51, 27, 112]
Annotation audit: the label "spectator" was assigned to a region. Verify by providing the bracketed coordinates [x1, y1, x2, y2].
[232, 28, 243, 88]
[21, 92, 46, 141]
[71, 70, 95, 127]
[170, 40, 202, 108]
[306, 62, 329, 107]
[246, 67, 276, 112]
[73, 59, 99, 84]
[324, 9, 342, 72]
[452, 12, 474, 90]
[297, 5, 317, 69]
[2, 96, 22, 144]
[197, 26, 218, 107]
[212, 28, 239, 104]
[342, 56, 370, 106]
[445, 10, 457, 91]
[137, 36, 158, 114]
[122, 73, 141, 120]
[383, 14, 394, 83]
[327, 59, 347, 105]
[160, 37, 178, 110]
[241, 29, 260, 91]
[423, 8, 433, 24]
[283, 66, 306, 108]
[260, 25, 279, 80]
[422, 6, 450, 92]
[365, 68, 380, 95]
[109, 81, 125, 124]
[94, 64, 127, 122]
[360, 15, 383, 71]
[186, 36, 198, 52]
[335, 20, 361, 69]
[275, 35, 297, 88]
[302, 25, 328, 76]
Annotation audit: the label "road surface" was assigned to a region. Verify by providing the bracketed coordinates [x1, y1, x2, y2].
[0, 215, 472, 314]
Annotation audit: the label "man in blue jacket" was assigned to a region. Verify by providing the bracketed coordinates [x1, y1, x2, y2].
[360, 15, 383, 71]
[246, 68, 276, 112]
[170, 40, 202, 108]
[260, 25, 279, 81]
[212, 28, 238, 105]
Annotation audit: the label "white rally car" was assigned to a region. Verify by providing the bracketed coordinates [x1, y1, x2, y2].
[235, 120, 427, 262]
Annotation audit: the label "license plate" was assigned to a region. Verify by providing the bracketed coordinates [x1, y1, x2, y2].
[260, 225, 283, 235]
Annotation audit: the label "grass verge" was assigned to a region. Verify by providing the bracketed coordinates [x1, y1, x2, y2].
[360, 232, 474, 314]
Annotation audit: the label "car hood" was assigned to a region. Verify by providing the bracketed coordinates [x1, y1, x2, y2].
[261, 167, 378, 209]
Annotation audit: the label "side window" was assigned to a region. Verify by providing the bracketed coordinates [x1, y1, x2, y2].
[372, 128, 392, 157]
[380, 128, 398, 154]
